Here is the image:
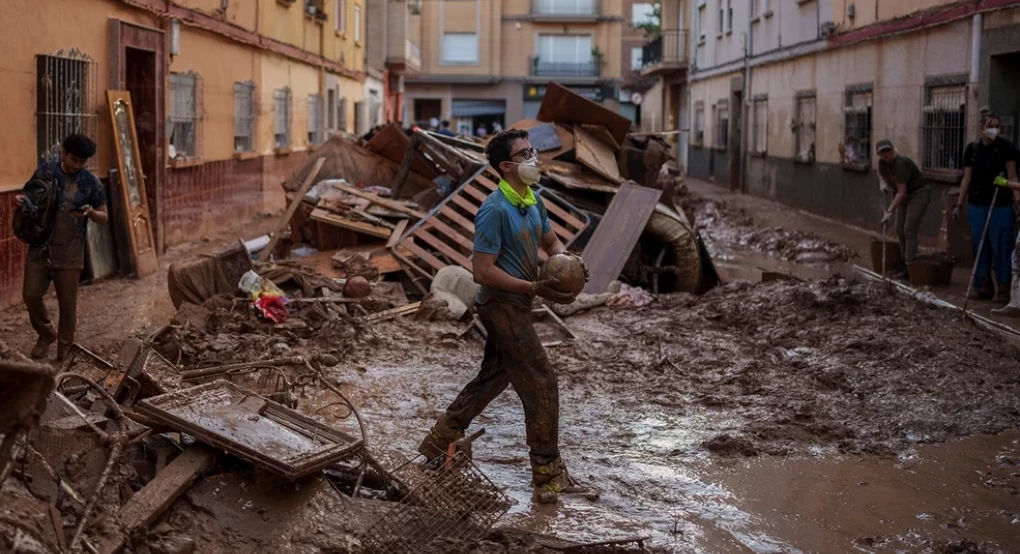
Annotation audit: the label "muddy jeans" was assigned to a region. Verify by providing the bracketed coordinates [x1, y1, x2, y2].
[23, 257, 80, 350]
[443, 300, 560, 465]
[895, 186, 931, 265]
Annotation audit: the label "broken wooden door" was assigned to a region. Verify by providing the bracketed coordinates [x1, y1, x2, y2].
[107, 91, 159, 277]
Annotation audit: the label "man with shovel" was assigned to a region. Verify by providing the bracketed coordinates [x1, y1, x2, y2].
[876, 139, 930, 279]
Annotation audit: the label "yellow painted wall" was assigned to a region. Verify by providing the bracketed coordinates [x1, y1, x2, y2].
[259, 53, 324, 153]
[0, 0, 154, 192]
[178, 0, 258, 30]
[170, 26, 261, 162]
[258, 0, 364, 73]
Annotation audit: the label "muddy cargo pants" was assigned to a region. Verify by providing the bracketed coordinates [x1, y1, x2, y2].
[442, 300, 560, 465]
[895, 186, 931, 265]
[23, 258, 80, 351]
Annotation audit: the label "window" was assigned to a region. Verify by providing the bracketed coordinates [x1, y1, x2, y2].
[752, 96, 767, 155]
[725, 0, 733, 32]
[718, 1, 724, 34]
[536, 34, 594, 75]
[169, 71, 201, 159]
[632, 3, 656, 27]
[715, 100, 729, 148]
[441, 33, 479, 64]
[233, 81, 255, 153]
[274, 87, 292, 149]
[922, 82, 967, 171]
[354, 4, 361, 42]
[631, 47, 643, 71]
[335, 0, 346, 33]
[843, 86, 873, 165]
[308, 94, 323, 145]
[696, 4, 706, 41]
[795, 93, 816, 162]
[694, 101, 705, 144]
[534, 0, 596, 15]
[305, 0, 325, 19]
[35, 52, 99, 168]
[327, 88, 337, 129]
[339, 97, 349, 132]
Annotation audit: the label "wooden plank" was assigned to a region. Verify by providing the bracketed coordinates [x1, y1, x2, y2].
[98, 446, 218, 554]
[385, 219, 409, 249]
[476, 175, 499, 191]
[581, 182, 662, 294]
[541, 195, 586, 230]
[574, 126, 622, 184]
[414, 228, 473, 271]
[451, 194, 483, 217]
[310, 208, 392, 239]
[537, 82, 632, 146]
[581, 124, 622, 151]
[422, 219, 474, 252]
[462, 182, 491, 204]
[261, 157, 325, 260]
[402, 240, 449, 272]
[548, 170, 618, 194]
[528, 122, 563, 152]
[361, 301, 423, 323]
[440, 205, 475, 234]
[550, 220, 571, 241]
[324, 180, 427, 219]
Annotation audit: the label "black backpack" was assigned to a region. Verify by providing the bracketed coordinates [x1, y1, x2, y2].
[12, 162, 61, 247]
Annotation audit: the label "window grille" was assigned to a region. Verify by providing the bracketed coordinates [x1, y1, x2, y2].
[795, 93, 816, 162]
[921, 84, 966, 171]
[233, 81, 256, 153]
[752, 96, 767, 154]
[715, 99, 729, 149]
[35, 50, 99, 168]
[338, 97, 349, 132]
[307, 94, 323, 145]
[169, 71, 202, 159]
[843, 87, 873, 164]
[694, 101, 705, 145]
[274, 88, 292, 149]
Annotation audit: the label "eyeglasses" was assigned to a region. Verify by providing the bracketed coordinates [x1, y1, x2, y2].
[509, 147, 536, 161]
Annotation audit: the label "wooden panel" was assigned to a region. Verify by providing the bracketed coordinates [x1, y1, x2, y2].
[450, 194, 482, 216]
[310, 208, 391, 239]
[403, 240, 448, 272]
[581, 183, 662, 294]
[261, 157, 324, 259]
[541, 195, 586, 230]
[107, 91, 158, 277]
[537, 82, 632, 146]
[440, 205, 475, 234]
[476, 175, 499, 191]
[365, 123, 438, 179]
[422, 219, 474, 252]
[574, 126, 622, 184]
[414, 228, 473, 271]
[462, 183, 490, 204]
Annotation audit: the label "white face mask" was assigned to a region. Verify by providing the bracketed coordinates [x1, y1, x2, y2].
[984, 127, 1000, 139]
[516, 157, 542, 185]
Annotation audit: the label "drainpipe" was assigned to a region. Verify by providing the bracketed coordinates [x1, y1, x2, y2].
[969, 13, 982, 140]
[740, 0, 752, 195]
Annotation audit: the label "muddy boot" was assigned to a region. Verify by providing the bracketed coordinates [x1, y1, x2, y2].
[55, 344, 71, 363]
[30, 336, 55, 360]
[531, 458, 599, 504]
[418, 416, 464, 462]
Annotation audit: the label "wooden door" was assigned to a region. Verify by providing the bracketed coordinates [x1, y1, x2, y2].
[107, 91, 159, 277]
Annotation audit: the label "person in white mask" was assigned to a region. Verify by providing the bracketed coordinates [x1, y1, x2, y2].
[417, 128, 593, 503]
[954, 113, 1019, 302]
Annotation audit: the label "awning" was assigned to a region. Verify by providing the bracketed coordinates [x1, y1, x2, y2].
[451, 99, 506, 117]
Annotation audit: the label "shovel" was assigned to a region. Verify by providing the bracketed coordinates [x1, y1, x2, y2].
[963, 186, 1002, 312]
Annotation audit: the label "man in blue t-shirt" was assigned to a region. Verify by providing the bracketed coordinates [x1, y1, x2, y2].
[418, 128, 592, 502]
[14, 134, 108, 361]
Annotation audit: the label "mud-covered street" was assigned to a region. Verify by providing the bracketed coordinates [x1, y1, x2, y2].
[3, 185, 1018, 553]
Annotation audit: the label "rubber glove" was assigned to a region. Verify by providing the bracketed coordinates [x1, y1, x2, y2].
[879, 178, 891, 194]
[880, 211, 893, 225]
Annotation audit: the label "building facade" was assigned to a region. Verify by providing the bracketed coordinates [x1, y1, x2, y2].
[638, 0, 691, 167]
[403, 0, 626, 134]
[687, 0, 1020, 244]
[0, 0, 367, 308]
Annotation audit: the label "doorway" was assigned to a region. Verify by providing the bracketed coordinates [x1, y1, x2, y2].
[112, 21, 165, 252]
[413, 99, 442, 127]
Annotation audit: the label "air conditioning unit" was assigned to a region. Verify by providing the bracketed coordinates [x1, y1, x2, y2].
[409, 0, 422, 15]
[819, 21, 836, 38]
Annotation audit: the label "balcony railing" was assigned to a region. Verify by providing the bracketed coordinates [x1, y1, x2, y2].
[531, 0, 600, 17]
[642, 29, 690, 69]
[530, 57, 601, 77]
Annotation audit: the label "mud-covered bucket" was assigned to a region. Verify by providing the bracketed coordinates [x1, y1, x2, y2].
[908, 259, 941, 287]
[870, 238, 902, 274]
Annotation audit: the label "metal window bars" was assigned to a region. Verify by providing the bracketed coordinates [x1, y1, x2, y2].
[234, 81, 256, 153]
[715, 100, 729, 149]
[752, 97, 768, 154]
[169, 71, 202, 159]
[274, 88, 292, 148]
[843, 89, 873, 164]
[795, 95, 816, 162]
[362, 451, 512, 554]
[694, 102, 705, 145]
[307, 94, 323, 145]
[921, 84, 967, 172]
[35, 49, 99, 168]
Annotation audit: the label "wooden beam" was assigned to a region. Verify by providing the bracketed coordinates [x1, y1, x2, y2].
[386, 219, 409, 249]
[98, 446, 218, 554]
[325, 180, 427, 220]
[260, 157, 324, 260]
[391, 134, 420, 200]
[310, 208, 392, 239]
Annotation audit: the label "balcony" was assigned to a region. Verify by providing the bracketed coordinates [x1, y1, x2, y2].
[641, 29, 690, 77]
[530, 57, 601, 78]
[530, 0, 600, 21]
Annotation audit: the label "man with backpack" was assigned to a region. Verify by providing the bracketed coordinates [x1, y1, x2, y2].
[13, 134, 108, 361]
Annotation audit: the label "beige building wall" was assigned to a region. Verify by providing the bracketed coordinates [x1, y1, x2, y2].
[831, 0, 960, 31]
[689, 72, 738, 149]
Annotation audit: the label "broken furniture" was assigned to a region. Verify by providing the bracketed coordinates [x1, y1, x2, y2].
[136, 380, 363, 480]
[581, 182, 663, 294]
[0, 359, 57, 487]
[390, 168, 590, 288]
